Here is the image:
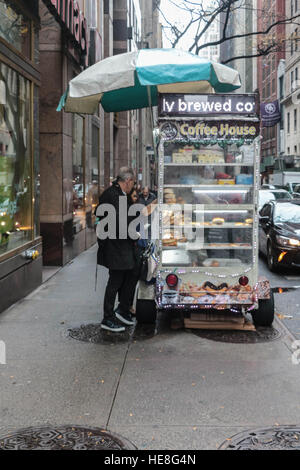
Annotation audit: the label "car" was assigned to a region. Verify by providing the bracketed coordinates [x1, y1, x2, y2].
[292, 183, 300, 199]
[261, 184, 277, 189]
[284, 182, 300, 194]
[259, 199, 300, 271]
[74, 183, 89, 200]
[258, 189, 292, 210]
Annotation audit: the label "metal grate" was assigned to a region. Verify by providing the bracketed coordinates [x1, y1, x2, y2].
[0, 425, 137, 450]
[191, 326, 282, 343]
[219, 426, 300, 450]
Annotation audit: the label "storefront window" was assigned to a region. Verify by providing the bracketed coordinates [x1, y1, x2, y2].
[72, 114, 85, 232]
[89, 123, 100, 207]
[83, 122, 99, 231]
[0, 63, 32, 254]
[0, 1, 31, 59]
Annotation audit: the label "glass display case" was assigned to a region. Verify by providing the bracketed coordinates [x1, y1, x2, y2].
[157, 117, 260, 307]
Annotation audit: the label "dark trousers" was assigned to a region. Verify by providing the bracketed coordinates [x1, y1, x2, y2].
[103, 269, 138, 321]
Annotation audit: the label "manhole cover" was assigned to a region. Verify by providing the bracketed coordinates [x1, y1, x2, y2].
[0, 425, 137, 450]
[219, 426, 300, 450]
[67, 323, 134, 344]
[192, 326, 281, 343]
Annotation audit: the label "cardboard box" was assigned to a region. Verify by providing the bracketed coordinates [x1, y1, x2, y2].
[172, 152, 192, 163]
[217, 179, 235, 185]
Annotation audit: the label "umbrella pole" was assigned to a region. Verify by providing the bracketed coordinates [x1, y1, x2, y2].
[147, 85, 158, 184]
[147, 85, 154, 131]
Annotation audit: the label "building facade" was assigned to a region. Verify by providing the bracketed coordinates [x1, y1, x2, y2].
[257, 0, 285, 179]
[219, 0, 257, 93]
[0, 0, 41, 312]
[0, 0, 162, 313]
[200, 16, 220, 63]
[39, 0, 104, 266]
[280, 0, 300, 167]
[102, 0, 141, 186]
[139, 0, 162, 188]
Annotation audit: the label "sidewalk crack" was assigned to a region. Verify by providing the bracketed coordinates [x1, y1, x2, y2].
[105, 330, 134, 429]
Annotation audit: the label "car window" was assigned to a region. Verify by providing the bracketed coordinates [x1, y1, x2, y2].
[271, 190, 292, 200]
[274, 203, 300, 223]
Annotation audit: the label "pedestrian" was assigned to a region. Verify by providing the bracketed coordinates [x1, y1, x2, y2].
[152, 184, 158, 197]
[138, 186, 156, 206]
[126, 186, 143, 314]
[116, 186, 140, 304]
[129, 187, 139, 204]
[95, 167, 140, 332]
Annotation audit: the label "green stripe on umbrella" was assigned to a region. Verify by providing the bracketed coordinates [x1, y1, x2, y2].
[57, 49, 241, 114]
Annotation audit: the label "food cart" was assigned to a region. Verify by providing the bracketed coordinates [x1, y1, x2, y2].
[135, 92, 274, 329]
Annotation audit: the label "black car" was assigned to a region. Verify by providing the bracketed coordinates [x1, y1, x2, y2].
[259, 199, 300, 271]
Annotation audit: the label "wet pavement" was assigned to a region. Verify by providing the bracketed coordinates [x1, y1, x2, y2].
[191, 326, 282, 344]
[0, 244, 300, 450]
[259, 255, 300, 341]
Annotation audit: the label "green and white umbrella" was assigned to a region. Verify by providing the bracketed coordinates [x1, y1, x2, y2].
[57, 48, 241, 114]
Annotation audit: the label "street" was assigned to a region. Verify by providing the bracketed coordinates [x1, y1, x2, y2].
[0, 244, 300, 450]
[258, 255, 300, 340]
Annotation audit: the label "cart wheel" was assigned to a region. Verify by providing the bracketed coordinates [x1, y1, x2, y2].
[251, 291, 275, 327]
[267, 241, 279, 272]
[135, 300, 157, 324]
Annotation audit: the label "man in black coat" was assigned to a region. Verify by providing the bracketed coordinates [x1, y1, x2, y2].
[96, 167, 139, 332]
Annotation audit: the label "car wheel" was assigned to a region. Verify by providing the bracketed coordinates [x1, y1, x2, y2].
[135, 299, 157, 324]
[251, 291, 275, 327]
[267, 241, 278, 272]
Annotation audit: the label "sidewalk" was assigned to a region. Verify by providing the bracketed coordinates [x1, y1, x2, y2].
[1, 244, 300, 450]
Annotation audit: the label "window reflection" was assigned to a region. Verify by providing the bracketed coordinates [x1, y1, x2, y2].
[72, 114, 85, 232]
[86, 123, 100, 222]
[0, 1, 31, 59]
[0, 63, 32, 254]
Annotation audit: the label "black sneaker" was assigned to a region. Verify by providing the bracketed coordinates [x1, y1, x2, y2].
[100, 318, 126, 332]
[115, 309, 135, 326]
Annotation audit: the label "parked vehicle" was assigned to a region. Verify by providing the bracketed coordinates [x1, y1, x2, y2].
[292, 183, 300, 199]
[74, 183, 88, 199]
[259, 200, 300, 271]
[261, 184, 277, 189]
[270, 171, 300, 191]
[258, 189, 292, 210]
[285, 182, 300, 194]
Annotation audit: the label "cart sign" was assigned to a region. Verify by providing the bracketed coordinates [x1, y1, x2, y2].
[160, 120, 260, 141]
[159, 94, 258, 117]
